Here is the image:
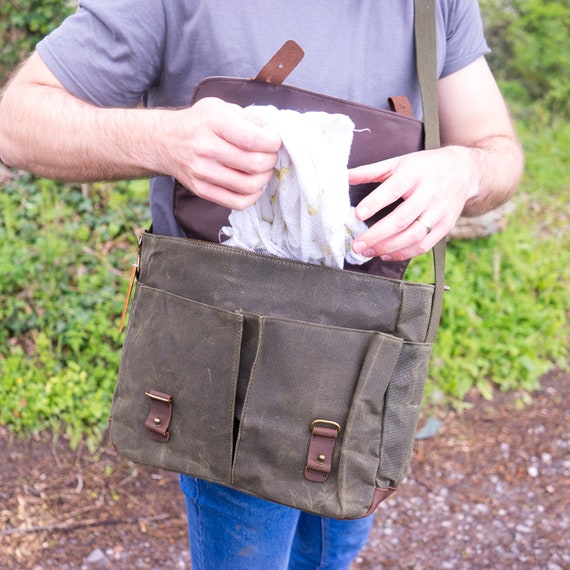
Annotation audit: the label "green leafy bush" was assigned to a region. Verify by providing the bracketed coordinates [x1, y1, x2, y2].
[0, 175, 150, 447]
[481, 0, 570, 118]
[0, 0, 74, 82]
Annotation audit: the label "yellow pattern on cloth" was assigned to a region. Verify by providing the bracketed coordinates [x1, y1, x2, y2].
[220, 106, 370, 269]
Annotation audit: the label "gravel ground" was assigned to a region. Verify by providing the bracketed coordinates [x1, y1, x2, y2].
[355, 368, 570, 570]
[2, 368, 568, 569]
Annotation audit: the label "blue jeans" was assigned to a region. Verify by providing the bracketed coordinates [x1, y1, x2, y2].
[180, 475, 374, 569]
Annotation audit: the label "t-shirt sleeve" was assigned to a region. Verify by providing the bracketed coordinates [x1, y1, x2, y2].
[440, 0, 491, 78]
[36, 0, 166, 107]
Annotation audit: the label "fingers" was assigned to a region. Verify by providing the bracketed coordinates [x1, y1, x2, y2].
[190, 99, 281, 175]
[184, 155, 272, 210]
[172, 98, 282, 209]
[219, 103, 282, 154]
[350, 156, 418, 223]
[351, 167, 437, 259]
[349, 148, 473, 261]
[348, 156, 399, 187]
[352, 207, 444, 261]
[184, 140, 277, 209]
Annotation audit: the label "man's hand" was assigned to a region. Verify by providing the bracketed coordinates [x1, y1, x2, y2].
[348, 56, 524, 262]
[349, 146, 479, 261]
[162, 98, 281, 210]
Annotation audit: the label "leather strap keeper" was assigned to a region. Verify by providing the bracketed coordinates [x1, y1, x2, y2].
[144, 390, 173, 443]
[305, 421, 341, 483]
[388, 95, 414, 117]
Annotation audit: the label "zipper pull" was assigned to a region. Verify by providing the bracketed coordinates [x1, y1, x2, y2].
[118, 236, 142, 333]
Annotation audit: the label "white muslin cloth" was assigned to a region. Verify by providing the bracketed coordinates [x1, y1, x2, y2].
[220, 105, 370, 269]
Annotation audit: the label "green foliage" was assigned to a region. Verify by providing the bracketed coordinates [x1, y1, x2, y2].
[0, 0, 74, 82]
[480, 0, 570, 118]
[0, 175, 150, 448]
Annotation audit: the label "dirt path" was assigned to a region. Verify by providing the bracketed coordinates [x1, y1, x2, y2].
[1, 368, 569, 569]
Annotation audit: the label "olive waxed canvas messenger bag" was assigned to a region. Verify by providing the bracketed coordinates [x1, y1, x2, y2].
[109, 1, 445, 519]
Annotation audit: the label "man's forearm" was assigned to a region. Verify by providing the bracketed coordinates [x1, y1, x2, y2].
[436, 56, 525, 219]
[457, 133, 524, 218]
[0, 80, 163, 181]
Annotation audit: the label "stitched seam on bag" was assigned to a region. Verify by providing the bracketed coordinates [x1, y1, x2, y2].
[228, 312, 244, 482]
[393, 282, 406, 340]
[135, 283, 242, 317]
[237, 309, 403, 339]
[192, 77, 423, 127]
[145, 234, 435, 291]
[402, 339, 434, 348]
[231, 316, 263, 481]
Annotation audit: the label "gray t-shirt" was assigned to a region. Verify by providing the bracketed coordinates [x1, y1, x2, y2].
[37, 0, 489, 237]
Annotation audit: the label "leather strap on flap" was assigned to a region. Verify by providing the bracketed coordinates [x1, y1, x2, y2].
[304, 421, 341, 483]
[254, 40, 305, 85]
[144, 390, 173, 442]
[388, 95, 414, 117]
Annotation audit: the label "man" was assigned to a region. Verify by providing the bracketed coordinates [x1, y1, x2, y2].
[0, 1, 523, 568]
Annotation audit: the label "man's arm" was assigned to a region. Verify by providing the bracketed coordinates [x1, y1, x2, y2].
[437, 56, 524, 217]
[349, 56, 524, 261]
[0, 52, 281, 210]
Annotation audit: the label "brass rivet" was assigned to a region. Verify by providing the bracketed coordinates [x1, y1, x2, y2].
[153, 417, 162, 427]
[317, 454, 326, 464]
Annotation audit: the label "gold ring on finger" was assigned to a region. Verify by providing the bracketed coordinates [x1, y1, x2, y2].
[417, 216, 433, 235]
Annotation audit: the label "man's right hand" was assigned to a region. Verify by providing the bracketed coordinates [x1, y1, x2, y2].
[162, 97, 281, 210]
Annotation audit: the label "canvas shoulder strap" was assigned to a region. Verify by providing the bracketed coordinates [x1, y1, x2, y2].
[414, 0, 446, 343]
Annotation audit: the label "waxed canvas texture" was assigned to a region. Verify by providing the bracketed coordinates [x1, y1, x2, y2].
[110, 234, 434, 519]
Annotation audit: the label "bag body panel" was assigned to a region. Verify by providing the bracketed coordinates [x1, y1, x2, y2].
[138, 233, 434, 342]
[113, 5, 444, 517]
[111, 232, 436, 518]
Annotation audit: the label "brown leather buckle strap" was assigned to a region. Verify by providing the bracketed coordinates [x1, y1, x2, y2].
[304, 420, 341, 483]
[254, 39, 305, 85]
[387, 95, 414, 117]
[144, 390, 173, 443]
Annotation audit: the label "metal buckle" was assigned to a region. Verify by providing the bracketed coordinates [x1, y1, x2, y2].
[144, 391, 173, 404]
[310, 419, 341, 435]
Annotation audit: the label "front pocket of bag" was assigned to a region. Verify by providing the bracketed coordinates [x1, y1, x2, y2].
[111, 283, 243, 483]
[232, 316, 403, 518]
